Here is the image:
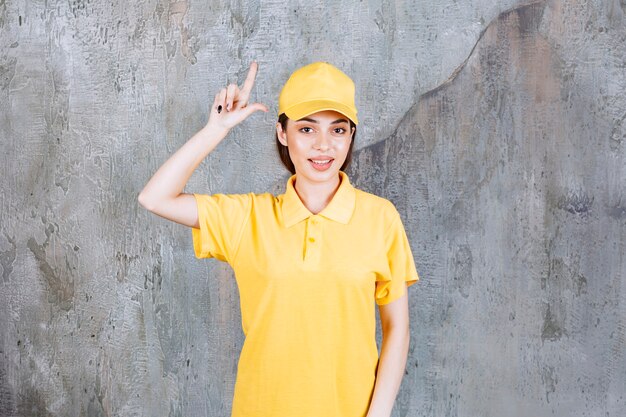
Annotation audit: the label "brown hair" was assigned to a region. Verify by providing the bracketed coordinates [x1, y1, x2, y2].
[275, 112, 357, 175]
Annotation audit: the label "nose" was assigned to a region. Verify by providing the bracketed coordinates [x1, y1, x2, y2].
[314, 131, 330, 150]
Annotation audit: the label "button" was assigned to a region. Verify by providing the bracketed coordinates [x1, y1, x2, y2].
[311, 219, 318, 225]
[309, 237, 315, 243]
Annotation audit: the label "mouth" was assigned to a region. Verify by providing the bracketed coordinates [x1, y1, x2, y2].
[308, 158, 334, 164]
[308, 158, 334, 170]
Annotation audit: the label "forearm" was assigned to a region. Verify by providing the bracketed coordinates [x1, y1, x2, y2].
[138, 124, 229, 208]
[367, 326, 410, 417]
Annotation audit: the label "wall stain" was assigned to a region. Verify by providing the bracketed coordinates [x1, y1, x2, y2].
[144, 242, 164, 303]
[420, 1, 548, 101]
[0, 361, 15, 417]
[609, 112, 626, 151]
[452, 244, 474, 298]
[557, 189, 594, 218]
[543, 257, 588, 297]
[540, 364, 558, 403]
[0, 235, 16, 283]
[607, 200, 626, 220]
[26, 220, 75, 311]
[541, 301, 566, 342]
[16, 385, 53, 417]
[116, 250, 139, 283]
[0, 56, 16, 91]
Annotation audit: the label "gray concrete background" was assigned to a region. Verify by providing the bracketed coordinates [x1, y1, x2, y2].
[1, 0, 624, 416]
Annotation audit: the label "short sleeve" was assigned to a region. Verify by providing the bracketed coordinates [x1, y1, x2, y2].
[375, 211, 420, 305]
[191, 192, 252, 264]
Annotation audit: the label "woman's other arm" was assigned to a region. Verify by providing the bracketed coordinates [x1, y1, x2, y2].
[367, 291, 411, 417]
[137, 61, 267, 228]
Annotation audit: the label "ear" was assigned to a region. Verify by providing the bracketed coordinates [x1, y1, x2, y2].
[276, 122, 288, 147]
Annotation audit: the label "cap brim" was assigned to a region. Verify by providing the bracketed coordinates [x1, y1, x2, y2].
[284, 99, 358, 125]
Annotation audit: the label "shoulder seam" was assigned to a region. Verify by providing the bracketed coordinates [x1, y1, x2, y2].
[383, 208, 401, 241]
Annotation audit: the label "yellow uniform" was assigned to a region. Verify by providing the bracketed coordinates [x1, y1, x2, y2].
[192, 170, 419, 417]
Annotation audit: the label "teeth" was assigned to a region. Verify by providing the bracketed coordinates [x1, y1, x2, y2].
[311, 159, 331, 164]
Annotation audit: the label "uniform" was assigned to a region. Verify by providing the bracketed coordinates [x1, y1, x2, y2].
[191, 170, 419, 417]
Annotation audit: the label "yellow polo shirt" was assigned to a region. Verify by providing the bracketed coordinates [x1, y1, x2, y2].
[192, 170, 419, 417]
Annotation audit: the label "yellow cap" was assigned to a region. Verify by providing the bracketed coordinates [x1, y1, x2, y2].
[278, 62, 359, 125]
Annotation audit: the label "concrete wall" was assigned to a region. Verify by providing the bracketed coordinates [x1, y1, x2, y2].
[1, 0, 624, 416]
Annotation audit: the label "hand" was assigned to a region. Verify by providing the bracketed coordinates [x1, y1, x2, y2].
[206, 61, 269, 132]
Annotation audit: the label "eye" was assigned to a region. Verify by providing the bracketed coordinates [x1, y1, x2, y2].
[334, 127, 347, 134]
[299, 127, 313, 133]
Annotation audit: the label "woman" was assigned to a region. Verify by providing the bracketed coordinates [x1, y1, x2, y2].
[138, 61, 419, 417]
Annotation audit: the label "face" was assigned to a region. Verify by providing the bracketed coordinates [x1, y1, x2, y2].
[276, 110, 355, 182]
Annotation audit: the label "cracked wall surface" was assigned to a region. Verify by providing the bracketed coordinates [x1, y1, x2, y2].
[1, 0, 625, 416]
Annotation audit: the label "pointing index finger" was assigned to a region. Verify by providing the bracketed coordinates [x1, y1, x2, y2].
[240, 61, 258, 96]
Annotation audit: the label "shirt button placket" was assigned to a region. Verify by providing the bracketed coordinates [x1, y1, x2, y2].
[304, 216, 320, 265]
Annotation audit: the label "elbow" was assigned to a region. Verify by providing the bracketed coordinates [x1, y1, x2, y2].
[382, 323, 410, 342]
[137, 192, 154, 211]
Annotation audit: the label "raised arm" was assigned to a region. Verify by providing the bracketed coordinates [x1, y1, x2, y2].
[137, 61, 268, 228]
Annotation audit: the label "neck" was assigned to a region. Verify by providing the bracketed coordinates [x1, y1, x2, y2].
[293, 172, 342, 215]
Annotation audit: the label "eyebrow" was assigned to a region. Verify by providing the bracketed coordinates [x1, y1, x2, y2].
[295, 117, 349, 125]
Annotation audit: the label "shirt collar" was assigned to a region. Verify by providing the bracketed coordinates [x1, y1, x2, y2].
[280, 170, 356, 228]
